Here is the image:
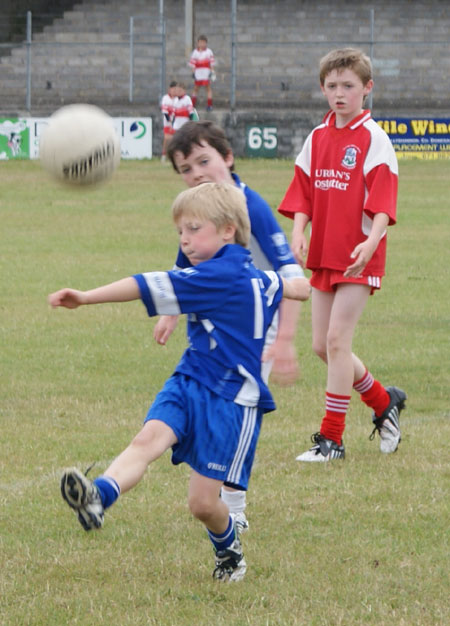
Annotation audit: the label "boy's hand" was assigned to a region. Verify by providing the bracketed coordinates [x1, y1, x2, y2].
[48, 289, 87, 309]
[153, 315, 179, 345]
[291, 232, 308, 267]
[281, 277, 311, 301]
[346, 213, 389, 277]
[264, 339, 299, 386]
[344, 239, 377, 277]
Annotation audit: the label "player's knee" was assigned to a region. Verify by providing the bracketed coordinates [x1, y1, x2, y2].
[130, 428, 151, 449]
[312, 339, 327, 362]
[129, 421, 169, 457]
[188, 492, 215, 522]
[326, 328, 346, 359]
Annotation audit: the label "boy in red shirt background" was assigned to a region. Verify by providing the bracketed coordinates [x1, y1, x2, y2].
[278, 48, 406, 461]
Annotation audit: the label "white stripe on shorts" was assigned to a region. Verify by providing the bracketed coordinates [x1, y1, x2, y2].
[227, 406, 257, 486]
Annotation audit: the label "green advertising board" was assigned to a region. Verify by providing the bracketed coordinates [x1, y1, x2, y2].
[245, 125, 278, 157]
[0, 118, 30, 159]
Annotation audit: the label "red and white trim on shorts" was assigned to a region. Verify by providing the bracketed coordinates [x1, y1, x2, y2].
[195, 80, 210, 86]
[310, 268, 382, 294]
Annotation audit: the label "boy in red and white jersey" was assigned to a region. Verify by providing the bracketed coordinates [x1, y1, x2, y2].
[172, 83, 195, 132]
[278, 48, 407, 461]
[189, 34, 215, 111]
[160, 80, 177, 162]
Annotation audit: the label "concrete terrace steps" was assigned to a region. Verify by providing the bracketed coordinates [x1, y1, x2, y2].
[0, 0, 165, 109]
[1, 0, 450, 116]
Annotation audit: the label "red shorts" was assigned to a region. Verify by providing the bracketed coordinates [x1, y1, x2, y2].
[310, 268, 382, 294]
[195, 79, 210, 87]
[163, 126, 175, 136]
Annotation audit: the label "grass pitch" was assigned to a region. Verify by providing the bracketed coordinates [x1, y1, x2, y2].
[1, 158, 449, 625]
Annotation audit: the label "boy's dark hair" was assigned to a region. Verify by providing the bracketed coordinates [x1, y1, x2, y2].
[167, 120, 234, 172]
[169, 80, 177, 88]
[198, 34, 208, 42]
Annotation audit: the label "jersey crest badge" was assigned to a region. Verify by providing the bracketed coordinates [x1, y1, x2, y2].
[341, 145, 359, 169]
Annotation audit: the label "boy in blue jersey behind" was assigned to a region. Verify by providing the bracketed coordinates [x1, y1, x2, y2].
[49, 182, 311, 582]
[160, 120, 305, 530]
[162, 121, 303, 383]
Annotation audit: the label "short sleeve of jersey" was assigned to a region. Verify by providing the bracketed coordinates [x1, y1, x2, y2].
[277, 131, 314, 220]
[363, 120, 398, 225]
[135, 247, 240, 317]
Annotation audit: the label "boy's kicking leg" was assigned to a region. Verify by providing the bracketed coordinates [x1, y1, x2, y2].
[188, 471, 246, 582]
[61, 421, 247, 581]
[61, 420, 177, 530]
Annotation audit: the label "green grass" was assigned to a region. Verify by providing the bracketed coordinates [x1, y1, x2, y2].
[1, 158, 449, 625]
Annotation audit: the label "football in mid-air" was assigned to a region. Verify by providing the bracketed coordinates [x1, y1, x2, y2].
[39, 104, 121, 186]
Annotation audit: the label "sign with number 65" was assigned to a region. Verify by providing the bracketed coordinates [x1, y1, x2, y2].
[245, 125, 278, 157]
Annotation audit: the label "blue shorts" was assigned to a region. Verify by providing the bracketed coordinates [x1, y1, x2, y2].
[145, 373, 263, 490]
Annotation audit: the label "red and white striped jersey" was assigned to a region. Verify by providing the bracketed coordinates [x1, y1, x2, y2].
[160, 93, 176, 128]
[278, 110, 398, 276]
[172, 94, 194, 131]
[189, 47, 215, 82]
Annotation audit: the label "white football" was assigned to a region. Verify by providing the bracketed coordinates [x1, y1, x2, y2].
[39, 104, 121, 186]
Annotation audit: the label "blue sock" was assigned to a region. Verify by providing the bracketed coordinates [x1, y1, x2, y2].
[207, 515, 235, 552]
[93, 476, 121, 509]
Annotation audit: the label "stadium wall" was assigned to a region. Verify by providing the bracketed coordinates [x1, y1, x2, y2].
[153, 107, 446, 160]
[1, 0, 449, 158]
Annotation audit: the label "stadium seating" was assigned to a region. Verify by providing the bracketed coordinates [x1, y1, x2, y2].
[0, 0, 449, 116]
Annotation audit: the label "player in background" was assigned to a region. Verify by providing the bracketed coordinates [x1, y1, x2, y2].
[278, 48, 406, 462]
[189, 35, 215, 111]
[50, 182, 311, 582]
[172, 83, 196, 132]
[155, 120, 305, 532]
[160, 80, 177, 162]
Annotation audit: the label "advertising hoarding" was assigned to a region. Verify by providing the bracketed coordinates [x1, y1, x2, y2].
[0, 116, 152, 160]
[375, 117, 450, 159]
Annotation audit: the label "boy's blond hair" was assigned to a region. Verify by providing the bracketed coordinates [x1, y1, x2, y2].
[319, 48, 372, 86]
[172, 182, 250, 248]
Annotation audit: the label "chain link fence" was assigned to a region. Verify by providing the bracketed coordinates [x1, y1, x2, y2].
[0, 4, 449, 113]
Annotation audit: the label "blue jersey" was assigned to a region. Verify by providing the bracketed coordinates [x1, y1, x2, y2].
[175, 173, 304, 280]
[134, 244, 283, 412]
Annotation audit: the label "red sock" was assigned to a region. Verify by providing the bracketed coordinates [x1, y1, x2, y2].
[192, 95, 197, 107]
[320, 392, 351, 445]
[207, 97, 213, 107]
[354, 370, 389, 416]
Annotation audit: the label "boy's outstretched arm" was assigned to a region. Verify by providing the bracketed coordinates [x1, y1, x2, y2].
[48, 277, 140, 309]
[281, 276, 311, 301]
